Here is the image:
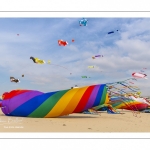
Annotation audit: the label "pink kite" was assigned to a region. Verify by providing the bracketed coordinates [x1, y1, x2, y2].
[132, 72, 147, 78]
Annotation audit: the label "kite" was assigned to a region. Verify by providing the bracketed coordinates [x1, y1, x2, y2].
[30, 57, 69, 71]
[81, 76, 90, 78]
[79, 18, 88, 26]
[95, 55, 103, 57]
[88, 66, 94, 68]
[0, 84, 108, 118]
[110, 96, 150, 111]
[92, 55, 103, 59]
[81, 76, 87, 78]
[108, 30, 118, 34]
[47, 60, 51, 64]
[22, 75, 24, 77]
[72, 39, 75, 42]
[58, 40, 68, 46]
[10, 77, 20, 83]
[105, 78, 150, 113]
[108, 31, 114, 34]
[30, 57, 45, 64]
[17, 34, 19, 36]
[71, 85, 79, 89]
[93, 103, 119, 114]
[30, 56, 36, 63]
[132, 72, 147, 79]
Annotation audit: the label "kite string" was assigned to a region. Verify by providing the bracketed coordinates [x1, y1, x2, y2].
[48, 63, 72, 73]
[108, 91, 140, 118]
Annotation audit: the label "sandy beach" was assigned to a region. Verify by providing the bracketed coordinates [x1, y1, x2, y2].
[0, 109, 150, 132]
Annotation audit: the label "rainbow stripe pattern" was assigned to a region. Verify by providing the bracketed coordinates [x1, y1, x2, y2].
[0, 84, 108, 118]
[110, 99, 149, 111]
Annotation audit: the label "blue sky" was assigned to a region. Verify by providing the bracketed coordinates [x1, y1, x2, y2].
[0, 18, 150, 96]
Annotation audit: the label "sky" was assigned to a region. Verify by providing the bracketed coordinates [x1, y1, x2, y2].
[0, 18, 150, 96]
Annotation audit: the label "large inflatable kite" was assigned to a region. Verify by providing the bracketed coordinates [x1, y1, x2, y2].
[0, 84, 108, 118]
[110, 96, 150, 111]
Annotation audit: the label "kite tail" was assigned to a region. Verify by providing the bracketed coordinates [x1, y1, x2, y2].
[119, 83, 137, 92]
[121, 98, 141, 118]
[106, 105, 120, 114]
[110, 98, 140, 117]
[88, 108, 100, 115]
[127, 99, 141, 118]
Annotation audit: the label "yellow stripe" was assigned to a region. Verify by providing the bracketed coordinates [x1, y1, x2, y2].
[105, 93, 109, 104]
[116, 101, 141, 109]
[45, 86, 88, 117]
[60, 86, 89, 116]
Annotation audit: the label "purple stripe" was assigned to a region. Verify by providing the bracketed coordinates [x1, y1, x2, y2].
[1, 100, 10, 115]
[83, 85, 100, 110]
[2, 91, 43, 114]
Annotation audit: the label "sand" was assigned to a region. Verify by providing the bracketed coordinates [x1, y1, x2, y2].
[0, 109, 150, 132]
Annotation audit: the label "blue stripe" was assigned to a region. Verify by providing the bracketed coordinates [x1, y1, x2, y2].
[93, 84, 105, 107]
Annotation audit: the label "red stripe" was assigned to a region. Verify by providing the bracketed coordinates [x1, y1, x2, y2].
[125, 103, 148, 111]
[73, 86, 95, 113]
[2, 90, 31, 100]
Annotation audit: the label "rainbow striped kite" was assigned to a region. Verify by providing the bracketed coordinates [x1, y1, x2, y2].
[0, 84, 108, 118]
[110, 96, 150, 111]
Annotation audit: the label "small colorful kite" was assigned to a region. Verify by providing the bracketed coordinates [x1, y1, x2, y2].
[58, 40, 68, 46]
[10, 77, 20, 83]
[108, 30, 118, 34]
[47, 60, 51, 64]
[30, 56, 45, 64]
[71, 85, 79, 89]
[81, 76, 91, 78]
[79, 18, 88, 26]
[132, 72, 147, 79]
[92, 55, 103, 59]
[96, 55, 103, 57]
[88, 66, 94, 68]
[81, 76, 87, 78]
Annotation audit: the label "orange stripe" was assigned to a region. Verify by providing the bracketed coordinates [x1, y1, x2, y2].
[60, 86, 89, 116]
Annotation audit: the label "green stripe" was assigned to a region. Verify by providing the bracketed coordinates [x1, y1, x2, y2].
[112, 102, 122, 108]
[28, 90, 69, 118]
[93, 104, 105, 110]
[112, 99, 135, 108]
[99, 86, 107, 105]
